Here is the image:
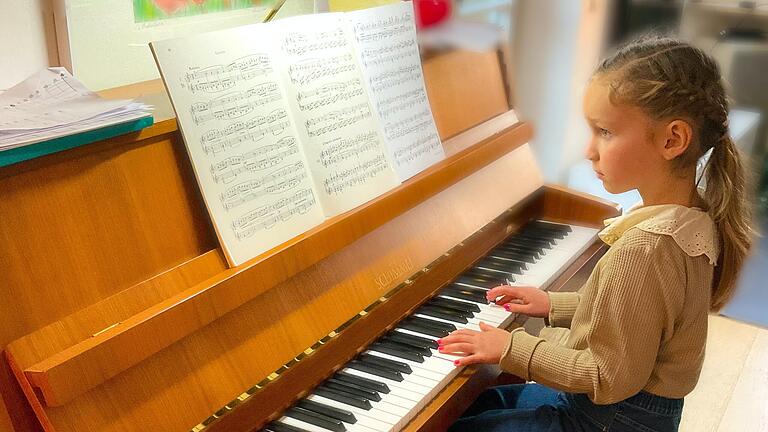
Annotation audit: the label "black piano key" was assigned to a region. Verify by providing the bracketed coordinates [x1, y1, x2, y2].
[495, 243, 543, 258]
[417, 305, 469, 324]
[297, 399, 357, 424]
[380, 334, 434, 355]
[530, 220, 572, 233]
[348, 359, 404, 382]
[314, 386, 373, 410]
[442, 286, 488, 304]
[359, 353, 412, 374]
[380, 337, 433, 357]
[518, 233, 557, 246]
[428, 296, 480, 313]
[370, 341, 425, 362]
[484, 255, 529, 271]
[265, 421, 309, 432]
[490, 248, 536, 263]
[448, 283, 491, 296]
[407, 315, 457, 332]
[286, 406, 346, 432]
[326, 378, 382, 402]
[455, 274, 504, 290]
[397, 320, 449, 338]
[505, 237, 552, 250]
[464, 270, 515, 285]
[387, 330, 440, 349]
[334, 371, 390, 394]
[524, 226, 566, 239]
[474, 258, 522, 275]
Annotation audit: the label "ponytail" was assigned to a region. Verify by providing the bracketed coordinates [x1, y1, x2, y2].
[595, 35, 754, 311]
[704, 135, 752, 311]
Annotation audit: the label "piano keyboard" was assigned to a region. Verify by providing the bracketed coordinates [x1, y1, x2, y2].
[264, 221, 599, 432]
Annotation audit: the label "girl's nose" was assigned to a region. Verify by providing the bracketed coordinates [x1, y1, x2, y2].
[584, 136, 598, 161]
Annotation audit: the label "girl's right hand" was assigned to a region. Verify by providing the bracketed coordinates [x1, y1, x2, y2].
[486, 285, 550, 318]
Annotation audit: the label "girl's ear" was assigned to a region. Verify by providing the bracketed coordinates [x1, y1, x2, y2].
[659, 119, 693, 160]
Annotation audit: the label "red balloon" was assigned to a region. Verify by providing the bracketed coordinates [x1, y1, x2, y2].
[414, 0, 452, 29]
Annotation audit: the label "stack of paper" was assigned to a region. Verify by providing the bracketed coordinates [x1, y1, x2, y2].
[0, 68, 153, 151]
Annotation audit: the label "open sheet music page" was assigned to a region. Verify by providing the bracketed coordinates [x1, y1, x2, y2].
[269, 13, 401, 216]
[347, 2, 444, 181]
[152, 3, 446, 266]
[152, 24, 325, 267]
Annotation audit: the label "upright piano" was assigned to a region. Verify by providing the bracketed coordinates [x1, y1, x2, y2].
[0, 49, 619, 432]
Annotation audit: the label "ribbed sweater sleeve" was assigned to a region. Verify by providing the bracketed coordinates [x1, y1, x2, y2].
[547, 291, 581, 328]
[499, 232, 681, 404]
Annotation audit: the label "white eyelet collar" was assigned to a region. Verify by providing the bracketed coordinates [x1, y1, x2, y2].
[599, 204, 719, 265]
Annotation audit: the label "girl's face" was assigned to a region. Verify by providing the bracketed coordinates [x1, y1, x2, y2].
[582, 78, 665, 195]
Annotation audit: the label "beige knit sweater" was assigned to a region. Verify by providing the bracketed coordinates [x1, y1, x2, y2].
[499, 205, 719, 404]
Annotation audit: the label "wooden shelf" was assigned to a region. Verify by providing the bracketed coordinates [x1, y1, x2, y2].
[19, 118, 533, 408]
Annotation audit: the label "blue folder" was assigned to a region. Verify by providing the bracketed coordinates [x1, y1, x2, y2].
[0, 116, 154, 168]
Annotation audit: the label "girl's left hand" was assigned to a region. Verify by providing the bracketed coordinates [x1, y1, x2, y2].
[438, 322, 511, 366]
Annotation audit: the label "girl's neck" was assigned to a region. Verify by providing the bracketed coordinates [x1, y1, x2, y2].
[639, 173, 701, 208]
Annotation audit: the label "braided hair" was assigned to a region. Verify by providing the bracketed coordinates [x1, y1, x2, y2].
[596, 35, 752, 311]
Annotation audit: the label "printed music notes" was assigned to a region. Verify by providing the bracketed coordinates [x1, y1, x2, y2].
[348, 3, 444, 180]
[151, 3, 443, 267]
[271, 12, 400, 216]
[153, 24, 325, 267]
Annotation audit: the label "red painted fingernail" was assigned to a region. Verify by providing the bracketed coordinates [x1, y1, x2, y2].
[437, 338, 442, 344]
[438, 346, 444, 351]
[453, 360, 460, 366]
[504, 303, 511, 311]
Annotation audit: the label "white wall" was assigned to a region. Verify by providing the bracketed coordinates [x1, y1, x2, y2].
[512, 0, 611, 182]
[0, 0, 58, 90]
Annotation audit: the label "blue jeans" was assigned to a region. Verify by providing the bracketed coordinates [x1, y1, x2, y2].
[448, 383, 683, 432]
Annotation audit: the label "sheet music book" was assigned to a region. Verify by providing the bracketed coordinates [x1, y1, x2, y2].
[151, 2, 444, 267]
[0, 68, 152, 150]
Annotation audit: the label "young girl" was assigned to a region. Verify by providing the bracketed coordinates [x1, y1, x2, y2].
[439, 36, 752, 432]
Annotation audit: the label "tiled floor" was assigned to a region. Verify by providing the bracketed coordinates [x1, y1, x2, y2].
[680, 315, 768, 432]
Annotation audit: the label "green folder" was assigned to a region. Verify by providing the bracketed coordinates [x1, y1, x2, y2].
[0, 116, 154, 168]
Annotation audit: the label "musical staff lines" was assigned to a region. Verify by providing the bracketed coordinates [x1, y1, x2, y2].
[353, 12, 412, 43]
[393, 133, 441, 166]
[369, 64, 422, 94]
[377, 87, 427, 118]
[201, 108, 289, 155]
[384, 109, 433, 141]
[231, 188, 316, 239]
[191, 82, 282, 124]
[305, 103, 372, 138]
[220, 161, 308, 210]
[182, 54, 272, 94]
[318, 131, 379, 168]
[297, 79, 365, 112]
[347, 2, 444, 181]
[288, 54, 356, 86]
[282, 28, 347, 56]
[322, 153, 389, 195]
[210, 136, 299, 183]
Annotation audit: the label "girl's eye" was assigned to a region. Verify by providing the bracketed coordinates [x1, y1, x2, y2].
[599, 128, 612, 138]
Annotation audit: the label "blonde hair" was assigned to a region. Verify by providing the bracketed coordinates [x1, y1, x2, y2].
[596, 35, 752, 311]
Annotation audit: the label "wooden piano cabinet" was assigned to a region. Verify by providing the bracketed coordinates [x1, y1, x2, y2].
[0, 49, 617, 432]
